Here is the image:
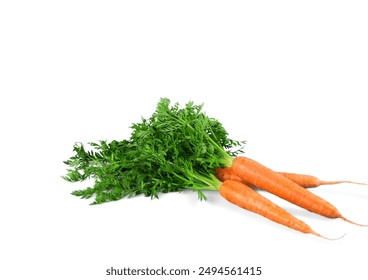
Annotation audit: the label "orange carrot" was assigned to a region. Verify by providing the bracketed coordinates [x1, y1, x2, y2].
[219, 180, 340, 239]
[278, 172, 368, 188]
[231, 156, 365, 225]
[215, 167, 243, 182]
[215, 167, 368, 188]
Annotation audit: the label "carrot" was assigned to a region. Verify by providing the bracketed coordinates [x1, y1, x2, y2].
[215, 167, 243, 182]
[231, 156, 365, 225]
[219, 180, 341, 239]
[278, 172, 368, 188]
[215, 167, 368, 188]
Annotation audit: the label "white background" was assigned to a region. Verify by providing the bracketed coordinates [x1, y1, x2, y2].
[1, 1, 368, 279]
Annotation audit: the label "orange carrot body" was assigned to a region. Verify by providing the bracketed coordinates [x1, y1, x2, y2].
[215, 167, 243, 182]
[215, 167, 368, 188]
[231, 156, 359, 224]
[277, 172, 322, 188]
[219, 180, 329, 238]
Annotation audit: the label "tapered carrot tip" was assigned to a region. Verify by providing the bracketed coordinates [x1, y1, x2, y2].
[311, 230, 346, 241]
[320, 180, 368, 186]
[340, 216, 368, 227]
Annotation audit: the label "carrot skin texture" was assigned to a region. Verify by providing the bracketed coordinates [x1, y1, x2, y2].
[219, 180, 322, 236]
[231, 156, 344, 219]
[277, 172, 320, 188]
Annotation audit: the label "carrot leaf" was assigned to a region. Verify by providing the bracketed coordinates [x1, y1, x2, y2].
[62, 98, 245, 204]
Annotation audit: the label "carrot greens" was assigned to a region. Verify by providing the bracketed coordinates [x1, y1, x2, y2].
[63, 98, 244, 204]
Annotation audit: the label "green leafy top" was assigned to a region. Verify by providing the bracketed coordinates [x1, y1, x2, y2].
[62, 98, 245, 204]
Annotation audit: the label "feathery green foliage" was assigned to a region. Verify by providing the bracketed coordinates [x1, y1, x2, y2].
[62, 98, 245, 204]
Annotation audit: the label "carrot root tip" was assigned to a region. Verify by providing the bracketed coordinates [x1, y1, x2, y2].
[341, 217, 368, 227]
[312, 231, 346, 241]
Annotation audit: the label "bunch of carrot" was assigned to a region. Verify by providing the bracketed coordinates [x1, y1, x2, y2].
[214, 157, 368, 239]
[64, 98, 367, 239]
